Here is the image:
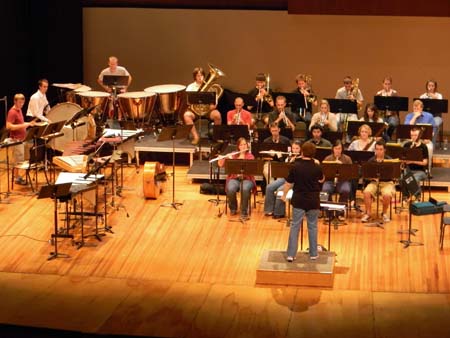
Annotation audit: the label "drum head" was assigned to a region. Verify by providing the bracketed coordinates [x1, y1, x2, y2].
[144, 84, 186, 117]
[46, 102, 88, 152]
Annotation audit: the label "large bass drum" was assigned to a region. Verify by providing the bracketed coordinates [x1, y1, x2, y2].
[117, 91, 157, 124]
[46, 102, 88, 153]
[144, 84, 185, 124]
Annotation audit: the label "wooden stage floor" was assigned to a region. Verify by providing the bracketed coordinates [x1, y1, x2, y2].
[1, 165, 450, 337]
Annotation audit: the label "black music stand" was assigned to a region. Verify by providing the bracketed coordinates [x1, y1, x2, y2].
[413, 98, 448, 116]
[38, 182, 73, 260]
[224, 159, 263, 223]
[158, 124, 192, 209]
[212, 125, 250, 143]
[271, 161, 294, 227]
[346, 121, 386, 140]
[374, 96, 409, 112]
[187, 91, 217, 158]
[396, 124, 433, 140]
[254, 127, 293, 143]
[103, 75, 129, 120]
[326, 98, 358, 134]
[361, 161, 401, 228]
[322, 163, 359, 227]
[274, 92, 307, 118]
[103, 75, 129, 87]
[414, 98, 448, 147]
[343, 150, 374, 164]
[315, 147, 332, 162]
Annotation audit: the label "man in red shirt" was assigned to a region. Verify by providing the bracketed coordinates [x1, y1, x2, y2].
[227, 97, 252, 128]
[6, 93, 35, 185]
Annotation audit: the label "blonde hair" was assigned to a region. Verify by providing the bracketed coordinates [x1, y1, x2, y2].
[358, 124, 372, 137]
[14, 93, 25, 101]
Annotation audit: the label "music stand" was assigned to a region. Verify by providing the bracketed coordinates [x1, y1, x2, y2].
[346, 121, 386, 139]
[322, 163, 359, 227]
[224, 159, 263, 223]
[374, 96, 409, 112]
[254, 127, 293, 143]
[413, 98, 448, 116]
[271, 161, 294, 227]
[103, 75, 129, 88]
[157, 124, 192, 209]
[344, 150, 374, 164]
[361, 161, 401, 228]
[396, 124, 433, 140]
[274, 92, 307, 117]
[212, 125, 250, 143]
[187, 91, 217, 158]
[38, 182, 73, 260]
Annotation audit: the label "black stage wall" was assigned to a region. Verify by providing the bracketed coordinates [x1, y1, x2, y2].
[0, 0, 83, 128]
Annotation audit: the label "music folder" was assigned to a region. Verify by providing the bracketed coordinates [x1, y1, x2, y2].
[325, 98, 358, 114]
[102, 75, 129, 87]
[187, 92, 216, 105]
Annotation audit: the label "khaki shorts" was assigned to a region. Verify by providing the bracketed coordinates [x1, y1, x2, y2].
[364, 181, 395, 198]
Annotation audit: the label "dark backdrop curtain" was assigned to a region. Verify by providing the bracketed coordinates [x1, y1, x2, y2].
[0, 0, 82, 127]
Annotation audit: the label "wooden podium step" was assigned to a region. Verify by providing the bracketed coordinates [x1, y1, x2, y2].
[256, 250, 336, 288]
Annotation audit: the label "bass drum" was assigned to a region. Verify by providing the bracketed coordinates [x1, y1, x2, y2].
[46, 102, 88, 153]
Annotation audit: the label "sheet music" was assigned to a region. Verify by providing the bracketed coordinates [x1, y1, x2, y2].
[320, 202, 346, 210]
[56, 172, 104, 185]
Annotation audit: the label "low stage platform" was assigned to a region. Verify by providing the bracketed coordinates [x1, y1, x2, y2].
[134, 133, 197, 167]
[256, 250, 336, 288]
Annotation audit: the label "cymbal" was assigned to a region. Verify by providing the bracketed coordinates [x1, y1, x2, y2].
[52, 83, 86, 90]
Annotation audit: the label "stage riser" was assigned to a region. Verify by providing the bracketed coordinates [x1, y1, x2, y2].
[255, 250, 336, 288]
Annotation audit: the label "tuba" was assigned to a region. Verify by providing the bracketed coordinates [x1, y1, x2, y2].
[191, 63, 226, 117]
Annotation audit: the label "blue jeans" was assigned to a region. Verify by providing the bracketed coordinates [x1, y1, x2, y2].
[287, 208, 319, 258]
[227, 178, 254, 216]
[433, 116, 442, 145]
[264, 178, 286, 216]
[385, 114, 399, 140]
[322, 180, 351, 202]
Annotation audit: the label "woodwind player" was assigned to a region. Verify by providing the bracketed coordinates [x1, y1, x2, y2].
[361, 140, 395, 223]
[218, 137, 256, 219]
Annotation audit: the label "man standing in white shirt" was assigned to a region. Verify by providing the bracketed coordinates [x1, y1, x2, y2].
[26, 78, 50, 122]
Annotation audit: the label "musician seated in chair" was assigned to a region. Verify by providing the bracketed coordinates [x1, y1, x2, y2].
[375, 76, 399, 141]
[402, 127, 429, 195]
[248, 73, 274, 127]
[183, 67, 222, 145]
[264, 140, 302, 219]
[348, 124, 376, 151]
[419, 80, 443, 146]
[6, 94, 36, 185]
[309, 99, 338, 132]
[335, 75, 364, 126]
[404, 99, 435, 175]
[292, 74, 317, 124]
[305, 124, 332, 148]
[322, 140, 352, 203]
[361, 140, 396, 223]
[268, 96, 296, 131]
[218, 137, 256, 219]
[227, 97, 252, 128]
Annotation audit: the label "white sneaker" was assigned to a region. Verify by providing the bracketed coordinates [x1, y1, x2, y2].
[286, 256, 295, 262]
[361, 214, 371, 223]
[382, 214, 390, 223]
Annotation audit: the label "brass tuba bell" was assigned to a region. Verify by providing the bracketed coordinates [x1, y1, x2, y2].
[191, 63, 226, 117]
